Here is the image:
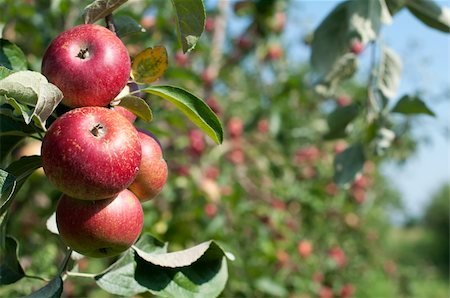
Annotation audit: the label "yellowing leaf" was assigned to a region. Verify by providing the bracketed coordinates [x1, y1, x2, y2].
[131, 46, 168, 84]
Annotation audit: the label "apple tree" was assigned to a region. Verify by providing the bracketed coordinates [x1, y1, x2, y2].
[1, 0, 449, 297]
[1, 0, 231, 297]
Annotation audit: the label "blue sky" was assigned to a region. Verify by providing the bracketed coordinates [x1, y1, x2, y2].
[292, 0, 449, 218]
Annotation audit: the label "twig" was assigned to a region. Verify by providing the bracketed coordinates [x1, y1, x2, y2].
[105, 14, 117, 35]
[58, 248, 73, 275]
[25, 274, 50, 282]
[204, 0, 229, 96]
[66, 271, 97, 279]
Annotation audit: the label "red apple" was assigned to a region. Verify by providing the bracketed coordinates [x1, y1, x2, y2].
[266, 44, 284, 60]
[41, 24, 131, 108]
[205, 17, 215, 33]
[319, 286, 333, 298]
[174, 50, 189, 67]
[350, 39, 364, 55]
[56, 189, 143, 258]
[340, 284, 355, 298]
[128, 129, 168, 202]
[336, 95, 352, 107]
[112, 106, 137, 123]
[227, 117, 244, 138]
[188, 129, 206, 156]
[41, 107, 141, 199]
[297, 240, 313, 258]
[204, 202, 218, 218]
[257, 118, 269, 134]
[328, 246, 347, 268]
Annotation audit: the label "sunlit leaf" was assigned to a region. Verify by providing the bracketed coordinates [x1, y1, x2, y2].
[131, 47, 168, 84]
[142, 86, 223, 144]
[348, 0, 392, 44]
[377, 46, 402, 99]
[0, 71, 63, 130]
[407, 0, 450, 32]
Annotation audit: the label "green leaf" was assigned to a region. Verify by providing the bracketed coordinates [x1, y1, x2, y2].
[391, 95, 436, 116]
[0, 113, 39, 137]
[386, 0, 407, 15]
[171, 0, 206, 53]
[324, 103, 360, 140]
[0, 70, 63, 130]
[1, 156, 42, 218]
[0, 169, 16, 201]
[0, 39, 27, 71]
[134, 241, 229, 298]
[311, 2, 350, 78]
[0, 66, 14, 79]
[314, 53, 358, 97]
[377, 46, 402, 99]
[311, 0, 390, 79]
[5, 155, 42, 182]
[348, 0, 392, 44]
[117, 95, 153, 122]
[25, 276, 63, 298]
[407, 0, 450, 32]
[83, 0, 128, 24]
[0, 135, 23, 162]
[131, 46, 168, 84]
[255, 278, 288, 297]
[0, 236, 25, 285]
[142, 86, 223, 144]
[114, 15, 145, 37]
[334, 143, 366, 186]
[95, 234, 165, 296]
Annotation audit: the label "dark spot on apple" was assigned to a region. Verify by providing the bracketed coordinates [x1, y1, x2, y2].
[76, 48, 90, 59]
[98, 247, 109, 255]
[90, 123, 105, 138]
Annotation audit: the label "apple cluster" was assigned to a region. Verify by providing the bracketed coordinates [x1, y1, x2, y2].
[40, 24, 168, 258]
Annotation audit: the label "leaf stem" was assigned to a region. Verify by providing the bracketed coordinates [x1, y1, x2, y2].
[66, 271, 97, 279]
[58, 248, 73, 275]
[25, 274, 50, 282]
[105, 14, 117, 35]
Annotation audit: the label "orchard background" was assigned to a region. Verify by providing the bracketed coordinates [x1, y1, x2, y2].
[0, 0, 449, 297]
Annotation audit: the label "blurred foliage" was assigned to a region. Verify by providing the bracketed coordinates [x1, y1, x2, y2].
[1, 0, 448, 297]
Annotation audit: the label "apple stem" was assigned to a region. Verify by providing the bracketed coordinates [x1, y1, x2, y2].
[58, 248, 73, 275]
[105, 14, 117, 35]
[90, 124, 105, 138]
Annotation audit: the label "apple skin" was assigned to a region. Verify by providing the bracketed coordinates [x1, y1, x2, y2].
[41, 24, 131, 108]
[128, 129, 168, 202]
[112, 106, 137, 123]
[56, 189, 143, 258]
[41, 107, 142, 199]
